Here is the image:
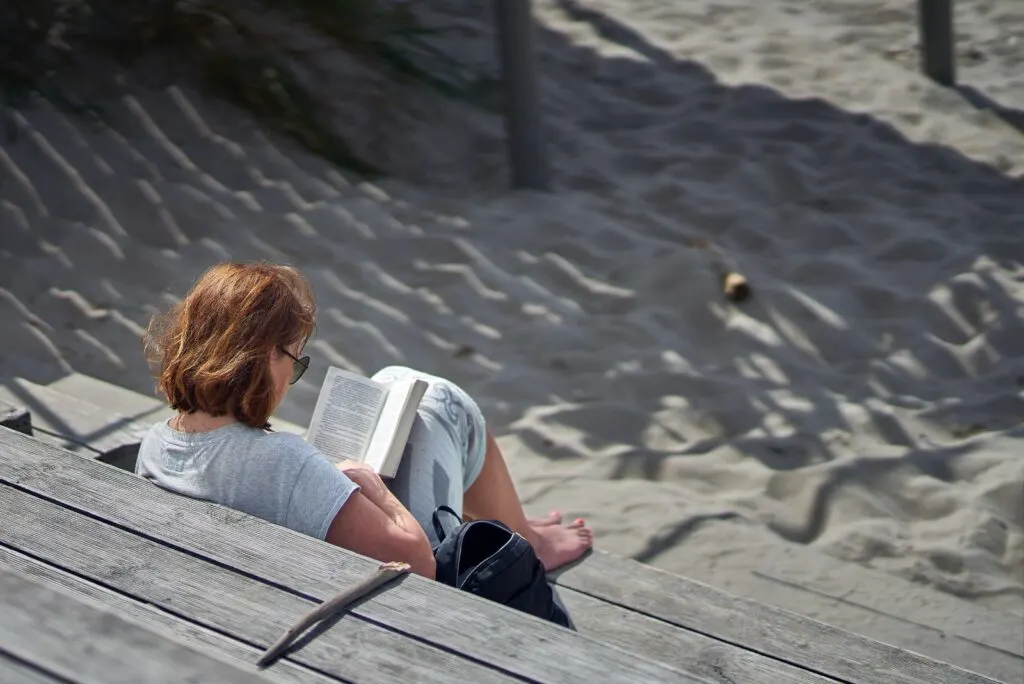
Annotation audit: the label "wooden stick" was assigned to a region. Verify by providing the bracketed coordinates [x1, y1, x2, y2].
[257, 561, 411, 667]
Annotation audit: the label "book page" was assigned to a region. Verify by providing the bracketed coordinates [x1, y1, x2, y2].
[305, 367, 388, 463]
[362, 378, 428, 478]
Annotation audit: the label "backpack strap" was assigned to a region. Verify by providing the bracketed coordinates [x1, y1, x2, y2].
[431, 505, 463, 543]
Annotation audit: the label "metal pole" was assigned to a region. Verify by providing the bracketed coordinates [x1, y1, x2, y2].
[494, 0, 550, 191]
[919, 0, 955, 86]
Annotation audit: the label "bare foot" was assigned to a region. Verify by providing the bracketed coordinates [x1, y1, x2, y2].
[528, 511, 562, 527]
[527, 521, 593, 571]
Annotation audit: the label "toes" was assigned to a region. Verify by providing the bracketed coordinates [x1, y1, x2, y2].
[530, 511, 563, 527]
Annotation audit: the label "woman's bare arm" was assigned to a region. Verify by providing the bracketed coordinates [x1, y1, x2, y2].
[343, 466, 424, 538]
[325, 468, 435, 579]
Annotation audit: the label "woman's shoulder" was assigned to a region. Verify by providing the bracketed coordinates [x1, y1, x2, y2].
[258, 428, 315, 453]
[143, 420, 311, 455]
[255, 423, 305, 441]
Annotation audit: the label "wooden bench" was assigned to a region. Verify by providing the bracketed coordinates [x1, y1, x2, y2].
[0, 427, 699, 684]
[0, 427, 1006, 683]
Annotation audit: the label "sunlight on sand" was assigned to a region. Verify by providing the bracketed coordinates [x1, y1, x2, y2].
[2, 2, 1023, 667]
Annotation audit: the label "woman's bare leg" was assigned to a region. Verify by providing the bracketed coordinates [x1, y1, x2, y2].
[372, 365, 591, 569]
[464, 432, 592, 570]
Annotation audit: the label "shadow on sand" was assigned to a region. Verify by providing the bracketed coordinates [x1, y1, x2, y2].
[1, 0, 1022, 598]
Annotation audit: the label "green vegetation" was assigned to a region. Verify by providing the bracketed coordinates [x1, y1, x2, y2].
[0, 0, 488, 171]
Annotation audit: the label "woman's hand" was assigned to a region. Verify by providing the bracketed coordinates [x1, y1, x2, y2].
[327, 461, 436, 579]
[335, 461, 393, 510]
[335, 460, 379, 487]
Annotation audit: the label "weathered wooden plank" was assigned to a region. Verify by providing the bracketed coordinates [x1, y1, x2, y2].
[625, 526, 1021, 681]
[0, 486, 516, 684]
[748, 565, 1024, 683]
[45, 372, 307, 437]
[0, 379, 149, 457]
[558, 587, 838, 684]
[0, 568, 275, 684]
[0, 656, 61, 684]
[918, 0, 955, 85]
[2, 429, 999, 684]
[549, 551, 999, 684]
[0, 431, 703, 684]
[0, 545, 351, 684]
[4, 375, 302, 472]
[47, 373, 174, 422]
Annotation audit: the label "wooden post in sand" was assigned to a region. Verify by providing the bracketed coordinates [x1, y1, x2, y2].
[918, 0, 955, 86]
[494, 0, 550, 191]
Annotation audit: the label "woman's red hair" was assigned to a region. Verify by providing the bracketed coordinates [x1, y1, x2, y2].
[144, 262, 316, 429]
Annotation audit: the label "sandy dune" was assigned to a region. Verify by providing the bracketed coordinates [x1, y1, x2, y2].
[2, 0, 1023, 660]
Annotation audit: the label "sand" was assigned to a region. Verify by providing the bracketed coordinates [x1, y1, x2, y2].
[1, 0, 1022, 668]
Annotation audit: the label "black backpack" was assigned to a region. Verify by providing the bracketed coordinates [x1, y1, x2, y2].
[431, 506, 574, 630]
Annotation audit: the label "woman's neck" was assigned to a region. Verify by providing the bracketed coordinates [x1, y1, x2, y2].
[170, 411, 237, 433]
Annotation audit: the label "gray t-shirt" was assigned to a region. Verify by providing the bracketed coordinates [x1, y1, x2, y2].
[136, 420, 358, 540]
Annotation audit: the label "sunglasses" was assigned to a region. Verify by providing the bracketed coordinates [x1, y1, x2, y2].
[280, 346, 310, 384]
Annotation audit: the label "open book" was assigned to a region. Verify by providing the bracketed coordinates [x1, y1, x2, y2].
[305, 367, 428, 478]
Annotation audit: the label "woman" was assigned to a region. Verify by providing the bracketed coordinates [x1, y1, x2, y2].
[136, 262, 593, 579]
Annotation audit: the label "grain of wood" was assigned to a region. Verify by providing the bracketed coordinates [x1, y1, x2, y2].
[0, 430, 705, 684]
[0, 485, 515, 684]
[558, 587, 839, 684]
[0, 381, 149, 456]
[0, 545, 355, 684]
[0, 656, 61, 684]
[549, 550, 1001, 684]
[0, 568, 275, 684]
[259, 562, 411, 667]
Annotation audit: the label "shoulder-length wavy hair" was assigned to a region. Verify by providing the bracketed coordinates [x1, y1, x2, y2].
[144, 262, 316, 429]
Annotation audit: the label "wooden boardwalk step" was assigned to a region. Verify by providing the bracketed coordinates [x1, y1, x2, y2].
[0, 486, 521, 684]
[47, 372, 308, 437]
[0, 656, 58, 684]
[0, 378, 151, 459]
[0, 567, 274, 684]
[47, 373, 173, 424]
[622, 525, 1023, 683]
[0, 545, 354, 684]
[1, 426, 1004, 684]
[554, 584, 840, 684]
[0, 373, 308, 471]
[549, 550, 1004, 684]
[0, 428, 702, 684]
